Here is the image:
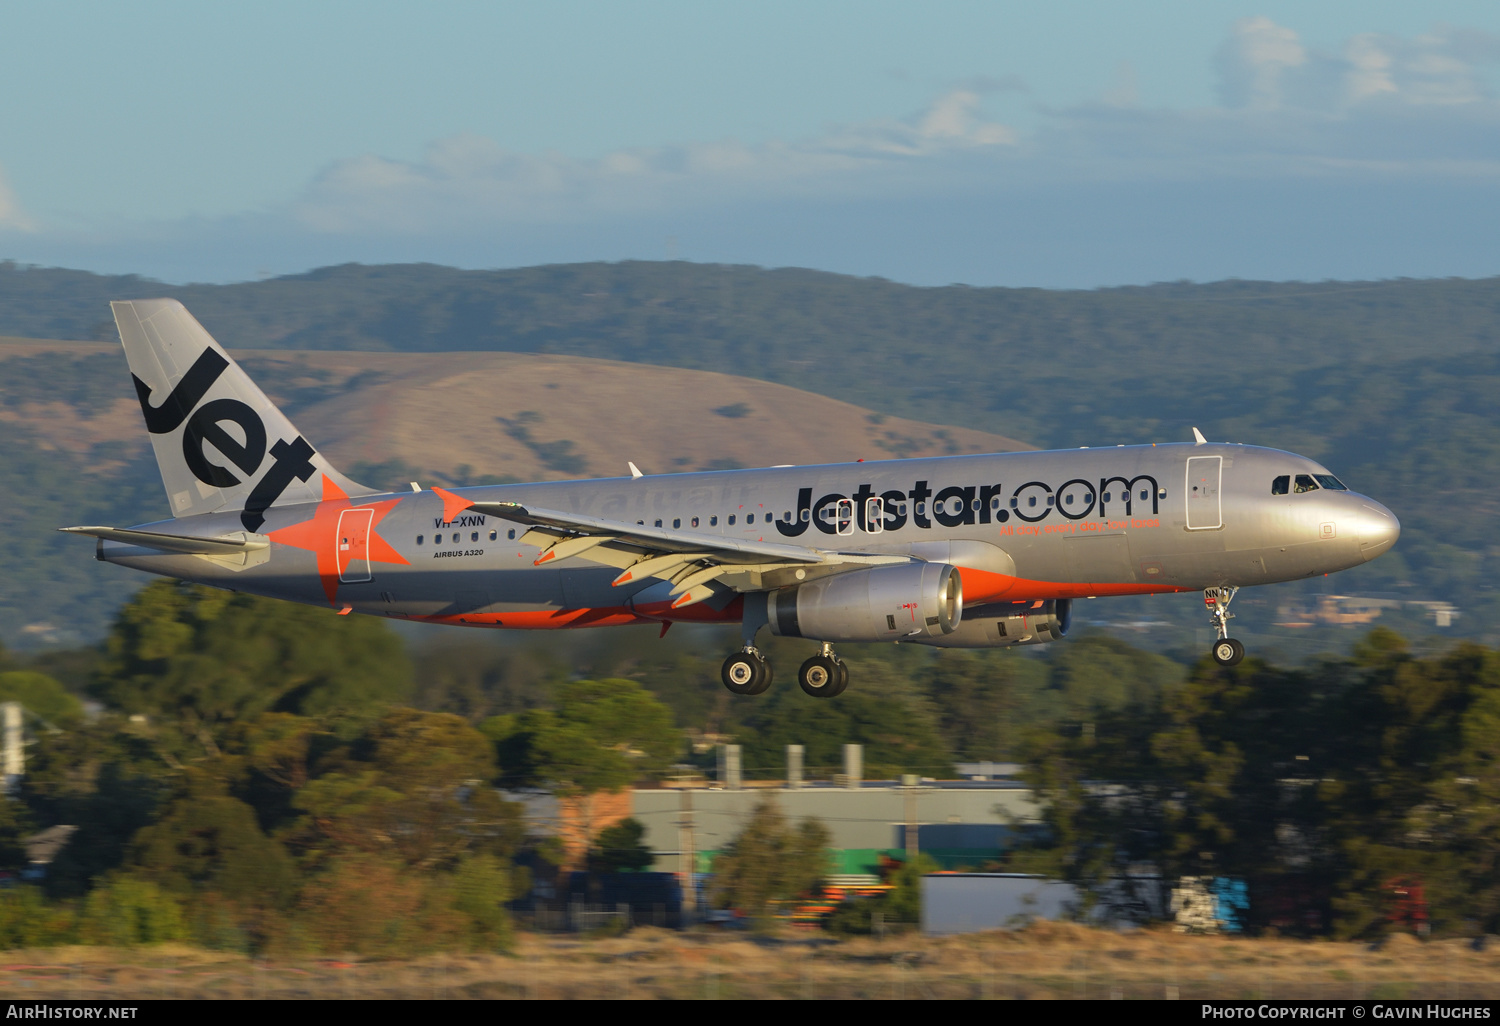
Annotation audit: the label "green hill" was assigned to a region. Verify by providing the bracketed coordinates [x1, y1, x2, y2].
[0, 260, 1495, 648]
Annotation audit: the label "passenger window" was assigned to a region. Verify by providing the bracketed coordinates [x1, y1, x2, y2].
[489, 530, 497, 541]
[471, 532, 479, 542]
[673, 518, 681, 529]
[1315, 475, 1348, 491]
[990, 497, 1001, 510]
[1272, 475, 1290, 495]
[710, 515, 718, 526]
[434, 534, 442, 545]
[1139, 490, 1148, 501]
[1047, 495, 1054, 506]
[655, 519, 663, 527]
[1064, 493, 1073, 505]
[916, 501, 926, 516]
[453, 533, 460, 543]
[1103, 491, 1112, 502]
[746, 513, 754, 524]
[417, 535, 424, 545]
[508, 529, 515, 540]
[728, 515, 735, 525]
[799, 509, 808, 522]
[1294, 474, 1320, 493]
[691, 517, 699, 528]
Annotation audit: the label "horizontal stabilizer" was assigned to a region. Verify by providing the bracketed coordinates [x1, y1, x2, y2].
[59, 525, 269, 556]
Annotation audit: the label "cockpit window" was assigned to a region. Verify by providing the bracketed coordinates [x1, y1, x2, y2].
[1271, 475, 1290, 496]
[1294, 474, 1319, 493]
[1314, 474, 1348, 491]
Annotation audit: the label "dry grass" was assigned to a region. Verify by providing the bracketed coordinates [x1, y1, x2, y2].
[1, 925, 1497, 1000]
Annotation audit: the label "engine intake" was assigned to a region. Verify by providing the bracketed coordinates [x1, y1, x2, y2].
[913, 599, 1072, 649]
[767, 562, 962, 643]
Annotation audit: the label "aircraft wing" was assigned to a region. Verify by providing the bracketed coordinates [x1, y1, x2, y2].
[463, 499, 906, 609]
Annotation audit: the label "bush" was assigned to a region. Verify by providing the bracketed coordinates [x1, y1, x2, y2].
[0, 886, 75, 948]
[77, 875, 186, 946]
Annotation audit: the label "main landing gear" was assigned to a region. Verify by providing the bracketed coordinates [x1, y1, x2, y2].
[719, 595, 848, 698]
[798, 642, 848, 699]
[1206, 586, 1245, 666]
[721, 648, 772, 696]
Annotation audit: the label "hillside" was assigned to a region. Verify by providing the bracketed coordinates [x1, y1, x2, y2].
[0, 337, 1026, 647]
[0, 259, 1496, 647]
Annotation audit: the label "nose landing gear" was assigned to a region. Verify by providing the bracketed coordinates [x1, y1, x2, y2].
[1206, 586, 1245, 666]
[799, 642, 848, 698]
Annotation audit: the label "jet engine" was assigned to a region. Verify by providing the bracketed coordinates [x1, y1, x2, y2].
[767, 562, 962, 643]
[913, 599, 1072, 649]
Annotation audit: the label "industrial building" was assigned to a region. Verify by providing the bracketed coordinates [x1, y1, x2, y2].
[512, 743, 1040, 878]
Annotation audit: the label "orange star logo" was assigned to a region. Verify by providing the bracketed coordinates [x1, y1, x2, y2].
[268, 477, 409, 605]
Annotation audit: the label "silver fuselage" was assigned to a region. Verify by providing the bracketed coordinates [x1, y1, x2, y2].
[99, 442, 1399, 633]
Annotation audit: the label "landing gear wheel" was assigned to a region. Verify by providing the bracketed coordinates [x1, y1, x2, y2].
[830, 659, 849, 696]
[722, 651, 772, 695]
[798, 655, 842, 698]
[1212, 638, 1245, 666]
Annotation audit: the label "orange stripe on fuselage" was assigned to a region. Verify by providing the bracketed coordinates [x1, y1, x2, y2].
[956, 566, 1190, 604]
[413, 571, 1180, 631]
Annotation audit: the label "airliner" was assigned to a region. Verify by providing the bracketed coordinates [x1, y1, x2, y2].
[63, 300, 1400, 698]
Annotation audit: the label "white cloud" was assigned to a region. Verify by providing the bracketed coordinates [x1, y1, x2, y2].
[295, 90, 1016, 234]
[1218, 18, 1500, 112]
[1217, 16, 1308, 110]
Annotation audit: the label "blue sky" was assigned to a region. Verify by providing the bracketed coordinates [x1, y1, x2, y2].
[4, 2, 1500, 286]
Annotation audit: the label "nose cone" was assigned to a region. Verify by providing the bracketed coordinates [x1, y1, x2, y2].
[1355, 500, 1401, 562]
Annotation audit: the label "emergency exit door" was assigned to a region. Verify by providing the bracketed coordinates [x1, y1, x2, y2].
[337, 508, 373, 582]
[1186, 456, 1222, 530]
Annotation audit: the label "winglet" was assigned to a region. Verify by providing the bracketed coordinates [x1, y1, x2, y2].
[429, 486, 474, 523]
[628, 462, 644, 479]
[1191, 427, 1207, 446]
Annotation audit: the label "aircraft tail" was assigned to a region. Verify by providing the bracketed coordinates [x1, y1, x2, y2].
[112, 299, 376, 530]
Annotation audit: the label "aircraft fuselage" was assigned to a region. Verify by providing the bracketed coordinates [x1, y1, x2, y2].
[98, 441, 1399, 631]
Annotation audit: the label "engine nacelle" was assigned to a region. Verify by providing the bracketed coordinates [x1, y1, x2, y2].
[767, 562, 962, 643]
[913, 599, 1072, 649]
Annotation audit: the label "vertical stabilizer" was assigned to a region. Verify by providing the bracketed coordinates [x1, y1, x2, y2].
[112, 299, 376, 529]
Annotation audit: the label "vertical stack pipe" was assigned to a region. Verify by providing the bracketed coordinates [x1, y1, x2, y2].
[842, 743, 862, 789]
[786, 744, 804, 790]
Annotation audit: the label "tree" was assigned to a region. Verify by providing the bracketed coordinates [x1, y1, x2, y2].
[493, 678, 681, 793]
[287, 708, 524, 872]
[91, 580, 411, 751]
[588, 817, 653, 874]
[127, 768, 297, 910]
[709, 798, 831, 927]
[736, 660, 954, 780]
[0, 670, 84, 727]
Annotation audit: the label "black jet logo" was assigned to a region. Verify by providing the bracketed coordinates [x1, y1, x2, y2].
[133, 348, 317, 532]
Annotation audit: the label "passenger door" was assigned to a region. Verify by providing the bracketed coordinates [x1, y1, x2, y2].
[1186, 456, 1222, 531]
[337, 508, 373, 582]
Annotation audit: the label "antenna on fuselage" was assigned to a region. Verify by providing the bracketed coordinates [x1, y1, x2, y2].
[1191, 427, 1207, 445]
